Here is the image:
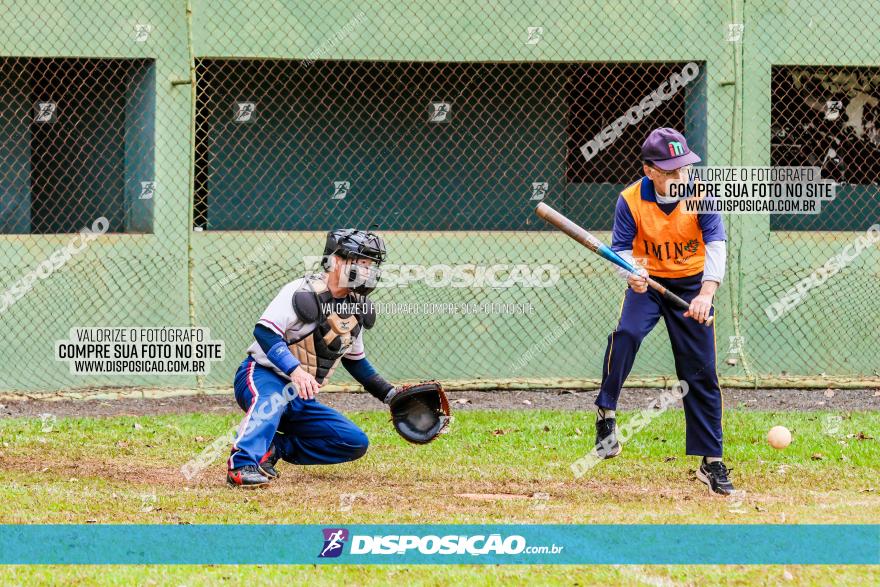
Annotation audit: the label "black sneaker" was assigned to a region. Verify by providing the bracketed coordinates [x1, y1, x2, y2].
[227, 465, 270, 488]
[595, 417, 622, 459]
[697, 459, 735, 495]
[258, 444, 280, 480]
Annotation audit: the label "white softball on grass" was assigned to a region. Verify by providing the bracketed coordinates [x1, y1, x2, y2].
[767, 425, 792, 449]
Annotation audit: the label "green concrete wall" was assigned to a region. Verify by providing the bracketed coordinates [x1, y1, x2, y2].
[0, 1, 877, 392]
[0, 1, 194, 391]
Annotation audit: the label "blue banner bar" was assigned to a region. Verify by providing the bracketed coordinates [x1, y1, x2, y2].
[0, 525, 877, 565]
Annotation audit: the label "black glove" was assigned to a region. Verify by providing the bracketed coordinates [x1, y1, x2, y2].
[383, 381, 451, 444]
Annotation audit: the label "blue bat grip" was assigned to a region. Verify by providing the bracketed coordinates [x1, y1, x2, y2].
[597, 244, 638, 274]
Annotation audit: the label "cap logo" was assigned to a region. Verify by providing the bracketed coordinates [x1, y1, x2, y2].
[668, 141, 684, 156]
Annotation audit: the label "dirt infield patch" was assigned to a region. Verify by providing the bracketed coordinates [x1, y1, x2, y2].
[1, 387, 878, 419]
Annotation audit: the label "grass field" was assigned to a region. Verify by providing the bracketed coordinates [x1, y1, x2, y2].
[1, 407, 878, 585]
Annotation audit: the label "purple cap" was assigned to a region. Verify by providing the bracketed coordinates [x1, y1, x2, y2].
[641, 128, 701, 171]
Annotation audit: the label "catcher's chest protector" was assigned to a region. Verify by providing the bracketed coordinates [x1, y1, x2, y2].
[287, 276, 375, 384]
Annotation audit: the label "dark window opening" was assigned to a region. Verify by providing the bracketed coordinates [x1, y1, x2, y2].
[193, 59, 703, 231]
[0, 57, 155, 234]
[771, 65, 880, 231]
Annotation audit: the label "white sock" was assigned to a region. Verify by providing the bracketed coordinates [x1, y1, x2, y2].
[597, 408, 616, 421]
[704, 456, 722, 464]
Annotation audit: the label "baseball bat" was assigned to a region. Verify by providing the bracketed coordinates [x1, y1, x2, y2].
[535, 202, 713, 326]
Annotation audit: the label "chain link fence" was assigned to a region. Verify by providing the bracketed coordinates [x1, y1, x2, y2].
[0, 2, 193, 393]
[1, 1, 878, 394]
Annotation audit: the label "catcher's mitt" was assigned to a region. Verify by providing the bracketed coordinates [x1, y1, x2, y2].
[384, 381, 451, 444]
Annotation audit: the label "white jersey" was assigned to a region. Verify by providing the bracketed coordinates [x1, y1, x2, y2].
[246, 277, 366, 379]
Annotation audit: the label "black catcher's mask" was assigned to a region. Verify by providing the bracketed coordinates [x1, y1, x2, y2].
[321, 228, 387, 295]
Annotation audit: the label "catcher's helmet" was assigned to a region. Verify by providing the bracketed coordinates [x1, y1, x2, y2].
[321, 229, 386, 295]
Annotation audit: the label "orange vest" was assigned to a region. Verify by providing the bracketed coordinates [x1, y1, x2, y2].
[620, 178, 705, 278]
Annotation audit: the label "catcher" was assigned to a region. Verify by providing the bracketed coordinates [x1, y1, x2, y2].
[227, 228, 450, 488]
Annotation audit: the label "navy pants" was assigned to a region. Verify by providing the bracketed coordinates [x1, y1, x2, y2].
[228, 358, 369, 470]
[595, 274, 723, 457]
